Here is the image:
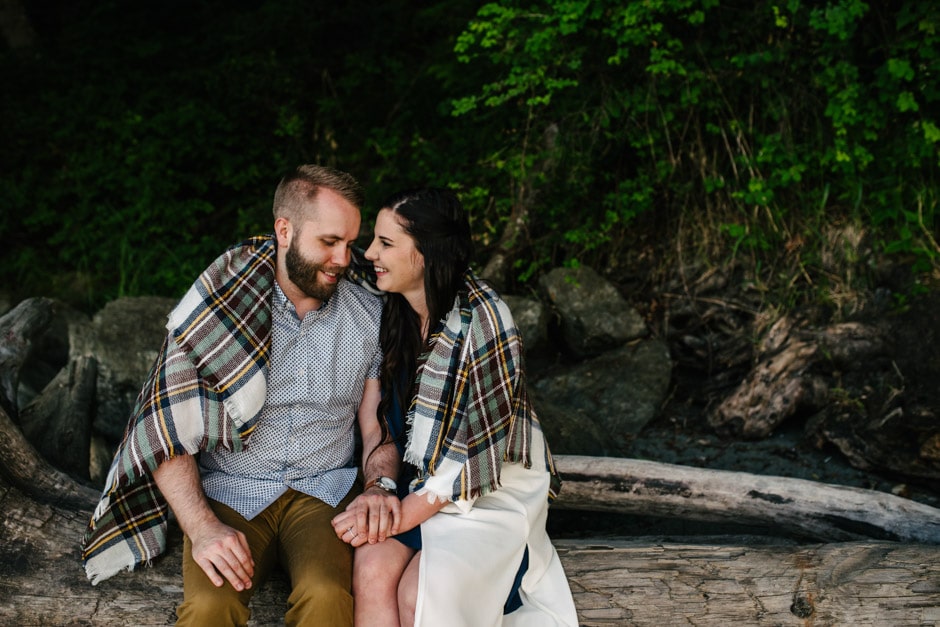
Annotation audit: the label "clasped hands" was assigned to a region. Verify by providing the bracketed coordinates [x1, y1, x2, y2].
[330, 487, 402, 548]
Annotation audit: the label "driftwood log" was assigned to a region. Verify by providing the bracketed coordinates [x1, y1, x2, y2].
[710, 318, 887, 439]
[552, 456, 940, 544]
[3, 399, 940, 625]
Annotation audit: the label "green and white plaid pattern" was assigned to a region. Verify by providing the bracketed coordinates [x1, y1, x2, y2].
[404, 272, 560, 502]
[81, 236, 276, 585]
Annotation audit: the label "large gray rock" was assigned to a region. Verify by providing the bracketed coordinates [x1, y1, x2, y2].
[501, 294, 549, 352]
[533, 338, 672, 456]
[81, 296, 177, 442]
[539, 266, 648, 357]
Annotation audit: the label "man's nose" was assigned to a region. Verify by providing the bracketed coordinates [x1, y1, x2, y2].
[335, 244, 352, 267]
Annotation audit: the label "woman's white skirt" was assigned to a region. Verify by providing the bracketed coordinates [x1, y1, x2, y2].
[414, 430, 578, 626]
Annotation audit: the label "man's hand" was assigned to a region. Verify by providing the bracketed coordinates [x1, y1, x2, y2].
[151, 454, 255, 591]
[189, 518, 255, 590]
[331, 488, 401, 546]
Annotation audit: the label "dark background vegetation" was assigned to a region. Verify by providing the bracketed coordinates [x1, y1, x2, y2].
[2, 0, 937, 314]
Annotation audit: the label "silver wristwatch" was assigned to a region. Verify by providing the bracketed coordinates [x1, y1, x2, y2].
[365, 476, 397, 494]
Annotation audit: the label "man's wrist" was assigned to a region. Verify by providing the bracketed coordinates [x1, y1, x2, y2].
[364, 475, 397, 494]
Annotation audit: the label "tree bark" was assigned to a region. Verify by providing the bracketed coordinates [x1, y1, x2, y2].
[480, 122, 559, 290]
[0, 395, 98, 509]
[4, 430, 940, 624]
[19, 355, 97, 479]
[710, 318, 888, 439]
[3, 475, 939, 627]
[0, 297, 56, 421]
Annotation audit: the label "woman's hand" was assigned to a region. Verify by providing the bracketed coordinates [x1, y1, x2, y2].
[331, 489, 401, 546]
[331, 510, 366, 546]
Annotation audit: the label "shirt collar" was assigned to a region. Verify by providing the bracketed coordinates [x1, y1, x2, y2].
[272, 280, 336, 321]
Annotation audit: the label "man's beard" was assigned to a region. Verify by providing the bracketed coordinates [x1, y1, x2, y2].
[285, 237, 345, 301]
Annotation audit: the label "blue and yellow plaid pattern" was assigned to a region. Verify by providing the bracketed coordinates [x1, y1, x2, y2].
[404, 272, 560, 503]
[81, 236, 276, 584]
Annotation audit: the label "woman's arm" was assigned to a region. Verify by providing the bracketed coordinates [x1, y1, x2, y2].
[395, 491, 449, 533]
[333, 488, 448, 547]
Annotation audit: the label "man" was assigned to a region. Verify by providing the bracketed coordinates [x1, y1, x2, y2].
[82, 165, 401, 626]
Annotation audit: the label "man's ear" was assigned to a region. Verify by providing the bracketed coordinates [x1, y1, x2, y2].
[274, 216, 292, 247]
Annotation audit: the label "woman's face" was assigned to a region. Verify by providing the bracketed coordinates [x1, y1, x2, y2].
[364, 208, 426, 299]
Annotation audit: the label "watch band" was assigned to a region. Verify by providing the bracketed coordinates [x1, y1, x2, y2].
[365, 476, 397, 494]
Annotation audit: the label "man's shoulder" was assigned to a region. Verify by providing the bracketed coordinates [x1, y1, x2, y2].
[337, 280, 384, 316]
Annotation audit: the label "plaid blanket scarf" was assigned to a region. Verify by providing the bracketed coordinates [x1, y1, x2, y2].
[404, 272, 560, 502]
[81, 235, 276, 585]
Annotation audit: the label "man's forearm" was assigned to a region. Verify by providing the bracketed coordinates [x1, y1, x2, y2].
[362, 439, 400, 485]
[151, 453, 218, 535]
[357, 378, 399, 485]
[153, 453, 255, 589]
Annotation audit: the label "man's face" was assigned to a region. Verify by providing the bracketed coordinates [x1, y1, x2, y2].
[282, 188, 361, 301]
[285, 230, 344, 301]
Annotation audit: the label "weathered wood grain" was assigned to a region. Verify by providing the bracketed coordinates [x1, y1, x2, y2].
[3, 479, 939, 627]
[4, 439, 940, 624]
[552, 455, 940, 544]
[556, 538, 940, 626]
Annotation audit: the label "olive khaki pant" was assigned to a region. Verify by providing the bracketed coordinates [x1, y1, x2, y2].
[176, 488, 356, 627]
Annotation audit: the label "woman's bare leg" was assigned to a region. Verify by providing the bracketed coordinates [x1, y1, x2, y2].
[397, 550, 422, 627]
[353, 540, 415, 627]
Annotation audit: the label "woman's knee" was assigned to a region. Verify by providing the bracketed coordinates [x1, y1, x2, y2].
[353, 544, 401, 594]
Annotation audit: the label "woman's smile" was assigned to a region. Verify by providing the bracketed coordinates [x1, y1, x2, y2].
[365, 209, 425, 299]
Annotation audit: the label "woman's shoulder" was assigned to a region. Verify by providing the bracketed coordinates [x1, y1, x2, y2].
[464, 272, 504, 306]
[464, 274, 518, 333]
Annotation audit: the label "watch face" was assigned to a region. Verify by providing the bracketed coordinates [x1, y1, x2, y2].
[376, 476, 397, 491]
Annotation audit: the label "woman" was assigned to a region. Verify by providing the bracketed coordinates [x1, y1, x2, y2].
[332, 188, 578, 626]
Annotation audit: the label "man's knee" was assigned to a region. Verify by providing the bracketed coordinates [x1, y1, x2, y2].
[286, 577, 353, 626]
[177, 589, 251, 627]
[180, 536, 254, 627]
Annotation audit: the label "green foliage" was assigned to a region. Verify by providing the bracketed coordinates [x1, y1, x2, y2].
[1, 0, 937, 312]
[447, 0, 939, 298]
[0, 0, 480, 309]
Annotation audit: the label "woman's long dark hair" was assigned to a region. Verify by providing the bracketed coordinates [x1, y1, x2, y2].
[376, 188, 473, 449]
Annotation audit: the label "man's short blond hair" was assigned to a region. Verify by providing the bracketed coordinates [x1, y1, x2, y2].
[272, 164, 365, 224]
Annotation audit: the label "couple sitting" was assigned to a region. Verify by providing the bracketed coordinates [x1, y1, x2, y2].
[81, 165, 578, 626]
